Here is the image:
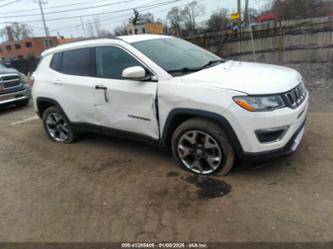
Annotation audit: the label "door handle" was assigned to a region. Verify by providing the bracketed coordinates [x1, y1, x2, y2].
[95, 85, 108, 102]
[95, 85, 107, 90]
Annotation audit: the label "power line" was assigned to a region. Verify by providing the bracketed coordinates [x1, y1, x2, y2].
[0, 0, 20, 8]
[0, 0, 183, 23]
[50, 0, 190, 32]
[0, 0, 130, 13]
[50, 0, 207, 33]
[0, 0, 138, 18]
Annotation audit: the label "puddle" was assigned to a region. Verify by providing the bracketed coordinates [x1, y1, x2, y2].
[185, 175, 232, 200]
[167, 171, 179, 177]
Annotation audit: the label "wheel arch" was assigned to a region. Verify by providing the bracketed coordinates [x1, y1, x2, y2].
[36, 97, 66, 119]
[161, 108, 244, 155]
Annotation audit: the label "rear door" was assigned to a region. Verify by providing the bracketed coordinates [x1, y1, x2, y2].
[50, 48, 99, 125]
[92, 46, 159, 139]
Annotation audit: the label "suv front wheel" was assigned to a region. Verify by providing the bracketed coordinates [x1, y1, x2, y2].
[171, 118, 235, 176]
[42, 106, 76, 144]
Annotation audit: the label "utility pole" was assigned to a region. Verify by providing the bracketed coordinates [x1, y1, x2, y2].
[244, 0, 256, 61]
[80, 16, 86, 37]
[237, 0, 241, 27]
[245, 0, 249, 24]
[35, 0, 49, 40]
[237, 0, 242, 59]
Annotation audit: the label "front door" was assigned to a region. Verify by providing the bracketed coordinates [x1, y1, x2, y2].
[93, 46, 159, 139]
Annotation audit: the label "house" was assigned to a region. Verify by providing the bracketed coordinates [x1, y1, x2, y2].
[127, 22, 164, 35]
[0, 37, 58, 61]
[256, 12, 275, 23]
[57, 37, 81, 45]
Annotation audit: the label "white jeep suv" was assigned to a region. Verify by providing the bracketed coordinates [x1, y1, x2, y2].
[32, 35, 308, 175]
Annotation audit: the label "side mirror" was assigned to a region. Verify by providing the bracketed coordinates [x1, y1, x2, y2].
[122, 66, 150, 81]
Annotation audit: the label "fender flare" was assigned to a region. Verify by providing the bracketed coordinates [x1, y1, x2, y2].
[36, 97, 67, 119]
[161, 108, 244, 155]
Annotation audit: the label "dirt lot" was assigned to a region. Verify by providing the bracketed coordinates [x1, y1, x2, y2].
[0, 63, 332, 242]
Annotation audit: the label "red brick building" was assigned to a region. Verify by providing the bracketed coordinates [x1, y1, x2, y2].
[0, 36, 58, 61]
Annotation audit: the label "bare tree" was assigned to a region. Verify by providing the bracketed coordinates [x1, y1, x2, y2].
[86, 20, 95, 37]
[167, 7, 183, 35]
[206, 8, 229, 32]
[182, 1, 205, 35]
[93, 16, 103, 37]
[99, 29, 112, 37]
[0, 22, 33, 41]
[272, 0, 326, 20]
[113, 23, 128, 36]
[141, 12, 154, 23]
[247, 8, 259, 18]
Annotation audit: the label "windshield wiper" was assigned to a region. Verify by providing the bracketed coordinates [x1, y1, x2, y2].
[198, 59, 225, 70]
[167, 67, 201, 74]
[167, 59, 225, 74]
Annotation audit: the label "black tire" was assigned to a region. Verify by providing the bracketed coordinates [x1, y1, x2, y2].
[42, 106, 77, 144]
[171, 118, 235, 176]
[16, 99, 29, 107]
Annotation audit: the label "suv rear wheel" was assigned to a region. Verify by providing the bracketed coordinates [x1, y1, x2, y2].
[42, 106, 76, 143]
[171, 118, 235, 176]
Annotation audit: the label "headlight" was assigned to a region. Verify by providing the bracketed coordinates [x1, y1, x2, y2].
[233, 95, 286, 112]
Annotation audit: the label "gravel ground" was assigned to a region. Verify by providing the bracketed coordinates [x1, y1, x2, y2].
[0, 63, 332, 242]
[286, 63, 333, 90]
[286, 63, 333, 113]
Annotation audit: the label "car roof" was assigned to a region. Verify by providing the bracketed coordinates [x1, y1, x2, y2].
[119, 34, 170, 43]
[41, 34, 171, 57]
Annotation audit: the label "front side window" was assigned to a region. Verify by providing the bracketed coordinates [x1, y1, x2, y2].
[61, 48, 91, 76]
[95, 46, 141, 79]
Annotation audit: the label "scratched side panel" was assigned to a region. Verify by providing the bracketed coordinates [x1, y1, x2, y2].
[157, 78, 238, 135]
[94, 78, 159, 139]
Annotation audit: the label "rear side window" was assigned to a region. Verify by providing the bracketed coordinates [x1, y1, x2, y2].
[50, 53, 61, 71]
[95, 46, 141, 79]
[61, 48, 91, 76]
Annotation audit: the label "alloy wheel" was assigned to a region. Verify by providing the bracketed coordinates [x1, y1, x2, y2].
[177, 130, 223, 174]
[45, 112, 70, 142]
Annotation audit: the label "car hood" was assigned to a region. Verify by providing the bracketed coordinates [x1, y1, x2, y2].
[0, 67, 18, 75]
[179, 61, 302, 94]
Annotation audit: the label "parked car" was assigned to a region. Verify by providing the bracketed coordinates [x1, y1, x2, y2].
[0, 62, 31, 107]
[31, 35, 308, 175]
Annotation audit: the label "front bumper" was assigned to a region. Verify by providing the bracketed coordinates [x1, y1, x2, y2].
[239, 120, 306, 165]
[0, 85, 31, 105]
[225, 91, 308, 153]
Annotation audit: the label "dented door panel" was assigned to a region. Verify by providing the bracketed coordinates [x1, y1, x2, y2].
[94, 78, 159, 139]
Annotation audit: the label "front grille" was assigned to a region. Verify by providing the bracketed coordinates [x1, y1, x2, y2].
[283, 83, 306, 109]
[0, 74, 21, 90]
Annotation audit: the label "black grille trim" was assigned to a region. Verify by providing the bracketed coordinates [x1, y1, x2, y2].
[0, 74, 21, 90]
[283, 83, 306, 109]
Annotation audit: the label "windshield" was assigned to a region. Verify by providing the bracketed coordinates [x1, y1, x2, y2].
[132, 37, 222, 75]
[0, 62, 5, 69]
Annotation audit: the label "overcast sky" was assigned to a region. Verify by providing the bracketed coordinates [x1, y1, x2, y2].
[0, 0, 271, 40]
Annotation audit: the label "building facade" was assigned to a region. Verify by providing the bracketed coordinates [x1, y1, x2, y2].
[0, 37, 58, 61]
[127, 22, 163, 35]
